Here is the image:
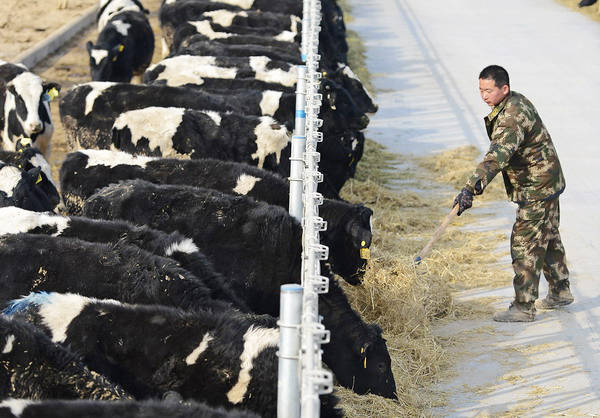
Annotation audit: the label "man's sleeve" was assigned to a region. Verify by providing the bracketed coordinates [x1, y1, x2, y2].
[465, 112, 525, 195]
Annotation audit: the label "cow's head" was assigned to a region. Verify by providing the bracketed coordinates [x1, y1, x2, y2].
[87, 41, 128, 82]
[323, 203, 373, 285]
[319, 130, 366, 194]
[325, 322, 397, 399]
[4, 73, 60, 155]
[0, 163, 54, 212]
[323, 65, 378, 114]
[319, 79, 369, 135]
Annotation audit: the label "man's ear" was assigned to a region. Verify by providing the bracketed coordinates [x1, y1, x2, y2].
[502, 84, 510, 95]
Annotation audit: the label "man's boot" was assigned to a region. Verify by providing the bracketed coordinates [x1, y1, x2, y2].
[536, 280, 574, 310]
[492, 301, 536, 322]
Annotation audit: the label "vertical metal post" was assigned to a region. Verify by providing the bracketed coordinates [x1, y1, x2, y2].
[301, 0, 310, 62]
[277, 284, 303, 418]
[289, 65, 308, 221]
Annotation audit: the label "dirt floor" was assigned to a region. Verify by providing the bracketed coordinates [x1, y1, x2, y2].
[1, 0, 165, 181]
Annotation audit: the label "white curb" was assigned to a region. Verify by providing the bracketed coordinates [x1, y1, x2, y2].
[13, 5, 97, 69]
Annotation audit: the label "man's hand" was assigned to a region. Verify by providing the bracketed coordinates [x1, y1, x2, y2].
[453, 188, 474, 216]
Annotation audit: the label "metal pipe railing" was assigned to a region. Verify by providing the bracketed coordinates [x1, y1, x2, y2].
[279, 0, 333, 416]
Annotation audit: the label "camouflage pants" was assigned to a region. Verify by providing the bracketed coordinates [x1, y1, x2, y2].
[511, 197, 569, 303]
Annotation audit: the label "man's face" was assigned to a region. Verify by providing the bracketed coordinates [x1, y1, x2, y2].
[479, 78, 509, 107]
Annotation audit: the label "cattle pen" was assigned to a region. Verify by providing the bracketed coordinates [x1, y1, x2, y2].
[6, 0, 595, 417]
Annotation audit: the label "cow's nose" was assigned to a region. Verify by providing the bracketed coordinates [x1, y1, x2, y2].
[27, 121, 42, 134]
[357, 114, 370, 129]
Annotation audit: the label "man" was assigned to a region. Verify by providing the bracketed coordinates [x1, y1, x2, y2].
[454, 65, 573, 322]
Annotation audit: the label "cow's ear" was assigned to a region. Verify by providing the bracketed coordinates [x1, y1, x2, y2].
[25, 166, 43, 188]
[86, 41, 94, 54]
[345, 220, 372, 250]
[111, 44, 124, 62]
[6, 81, 17, 97]
[43, 82, 61, 93]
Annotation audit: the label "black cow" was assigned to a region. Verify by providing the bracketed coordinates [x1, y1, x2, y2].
[0, 61, 60, 159]
[0, 206, 248, 311]
[0, 233, 238, 314]
[0, 399, 258, 418]
[0, 148, 60, 209]
[8, 293, 342, 417]
[87, 10, 154, 83]
[81, 180, 397, 398]
[59, 150, 373, 283]
[0, 315, 130, 401]
[0, 162, 55, 212]
[110, 107, 290, 170]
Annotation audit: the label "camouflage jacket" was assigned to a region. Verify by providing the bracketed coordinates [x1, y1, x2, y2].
[465, 91, 565, 203]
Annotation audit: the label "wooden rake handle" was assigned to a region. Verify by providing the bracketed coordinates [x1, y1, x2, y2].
[414, 204, 459, 264]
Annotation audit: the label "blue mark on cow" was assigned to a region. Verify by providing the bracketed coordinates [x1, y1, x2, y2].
[4, 292, 51, 316]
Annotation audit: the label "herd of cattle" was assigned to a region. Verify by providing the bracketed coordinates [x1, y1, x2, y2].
[0, 0, 395, 416]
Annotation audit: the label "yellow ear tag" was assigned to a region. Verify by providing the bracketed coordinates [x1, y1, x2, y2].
[119, 44, 125, 52]
[20, 137, 32, 147]
[364, 357, 367, 369]
[36, 173, 43, 184]
[48, 88, 59, 100]
[361, 347, 364, 354]
[361, 240, 366, 247]
[360, 247, 370, 260]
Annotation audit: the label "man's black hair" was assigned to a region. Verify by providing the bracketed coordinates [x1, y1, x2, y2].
[479, 65, 510, 88]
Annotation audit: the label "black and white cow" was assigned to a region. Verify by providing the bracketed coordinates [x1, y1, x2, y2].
[87, 10, 154, 83]
[171, 31, 299, 58]
[59, 83, 365, 193]
[60, 81, 367, 147]
[0, 233, 238, 314]
[81, 180, 397, 398]
[174, 39, 301, 65]
[143, 55, 297, 89]
[325, 64, 378, 115]
[59, 150, 373, 283]
[0, 315, 131, 401]
[110, 107, 290, 170]
[59, 82, 238, 149]
[0, 162, 55, 212]
[0, 148, 60, 209]
[7, 293, 343, 417]
[97, 0, 149, 32]
[166, 12, 343, 70]
[0, 399, 259, 418]
[0, 206, 249, 311]
[0, 61, 60, 159]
